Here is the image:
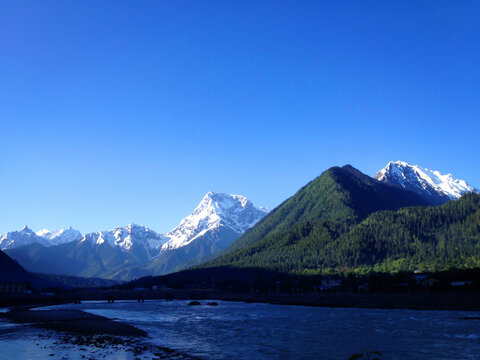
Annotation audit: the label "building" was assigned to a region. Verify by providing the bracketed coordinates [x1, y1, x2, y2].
[450, 280, 474, 287]
[0, 281, 28, 294]
[422, 277, 441, 288]
[321, 278, 342, 290]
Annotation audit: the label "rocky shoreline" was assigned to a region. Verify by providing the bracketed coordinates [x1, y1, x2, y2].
[1, 309, 147, 336]
[0, 309, 201, 359]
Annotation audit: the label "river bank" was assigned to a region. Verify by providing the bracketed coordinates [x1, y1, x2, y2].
[0, 308, 201, 359]
[0, 309, 147, 336]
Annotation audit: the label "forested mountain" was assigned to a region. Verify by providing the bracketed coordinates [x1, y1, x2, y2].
[203, 166, 480, 274]
[228, 165, 429, 252]
[334, 193, 480, 272]
[205, 192, 480, 274]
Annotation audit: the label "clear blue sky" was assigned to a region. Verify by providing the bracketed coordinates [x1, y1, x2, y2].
[1, 1, 479, 234]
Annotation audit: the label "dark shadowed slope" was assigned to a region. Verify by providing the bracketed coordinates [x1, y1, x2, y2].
[0, 249, 62, 289]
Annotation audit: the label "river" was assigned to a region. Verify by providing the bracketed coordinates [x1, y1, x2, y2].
[1, 300, 480, 359]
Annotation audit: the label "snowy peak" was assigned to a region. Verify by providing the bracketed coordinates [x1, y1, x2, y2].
[110, 223, 168, 251]
[36, 229, 52, 238]
[161, 192, 269, 251]
[0, 226, 83, 250]
[192, 192, 264, 230]
[36, 226, 82, 246]
[20, 225, 34, 233]
[375, 161, 478, 205]
[79, 224, 167, 254]
[0, 226, 50, 250]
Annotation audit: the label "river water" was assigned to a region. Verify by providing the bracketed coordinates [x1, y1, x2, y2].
[1, 300, 480, 359]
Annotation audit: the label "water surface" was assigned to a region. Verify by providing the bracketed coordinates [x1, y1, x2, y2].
[37, 300, 480, 360]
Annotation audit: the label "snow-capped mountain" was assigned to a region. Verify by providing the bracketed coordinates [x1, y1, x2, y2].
[3, 192, 268, 280]
[161, 192, 269, 251]
[36, 226, 82, 246]
[4, 224, 169, 280]
[0, 225, 51, 250]
[126, 192, 271, 277]
[79, 224, 167, 260]
[0, 226, 82, 250]
[375, 161, 478, 205]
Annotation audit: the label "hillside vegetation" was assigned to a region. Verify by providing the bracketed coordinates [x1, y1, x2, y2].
[229, 165, 428, 251]
[203, 166, 480, 274]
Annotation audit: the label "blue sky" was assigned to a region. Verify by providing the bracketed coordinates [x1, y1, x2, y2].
[1, 1, 479, 234]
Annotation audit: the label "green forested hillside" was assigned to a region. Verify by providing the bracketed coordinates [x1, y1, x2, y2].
[334, 193, 480, 272]
[205, 193, 480, 274]
[229, 165, 428, 251]
[203, 164, 480, 274]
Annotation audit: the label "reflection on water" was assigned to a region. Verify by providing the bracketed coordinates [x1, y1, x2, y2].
[34, 300, 480, 360]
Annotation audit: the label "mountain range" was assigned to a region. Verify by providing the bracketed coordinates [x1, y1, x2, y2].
[2, 161, 478, 282]
[3, 192, 268, 280]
